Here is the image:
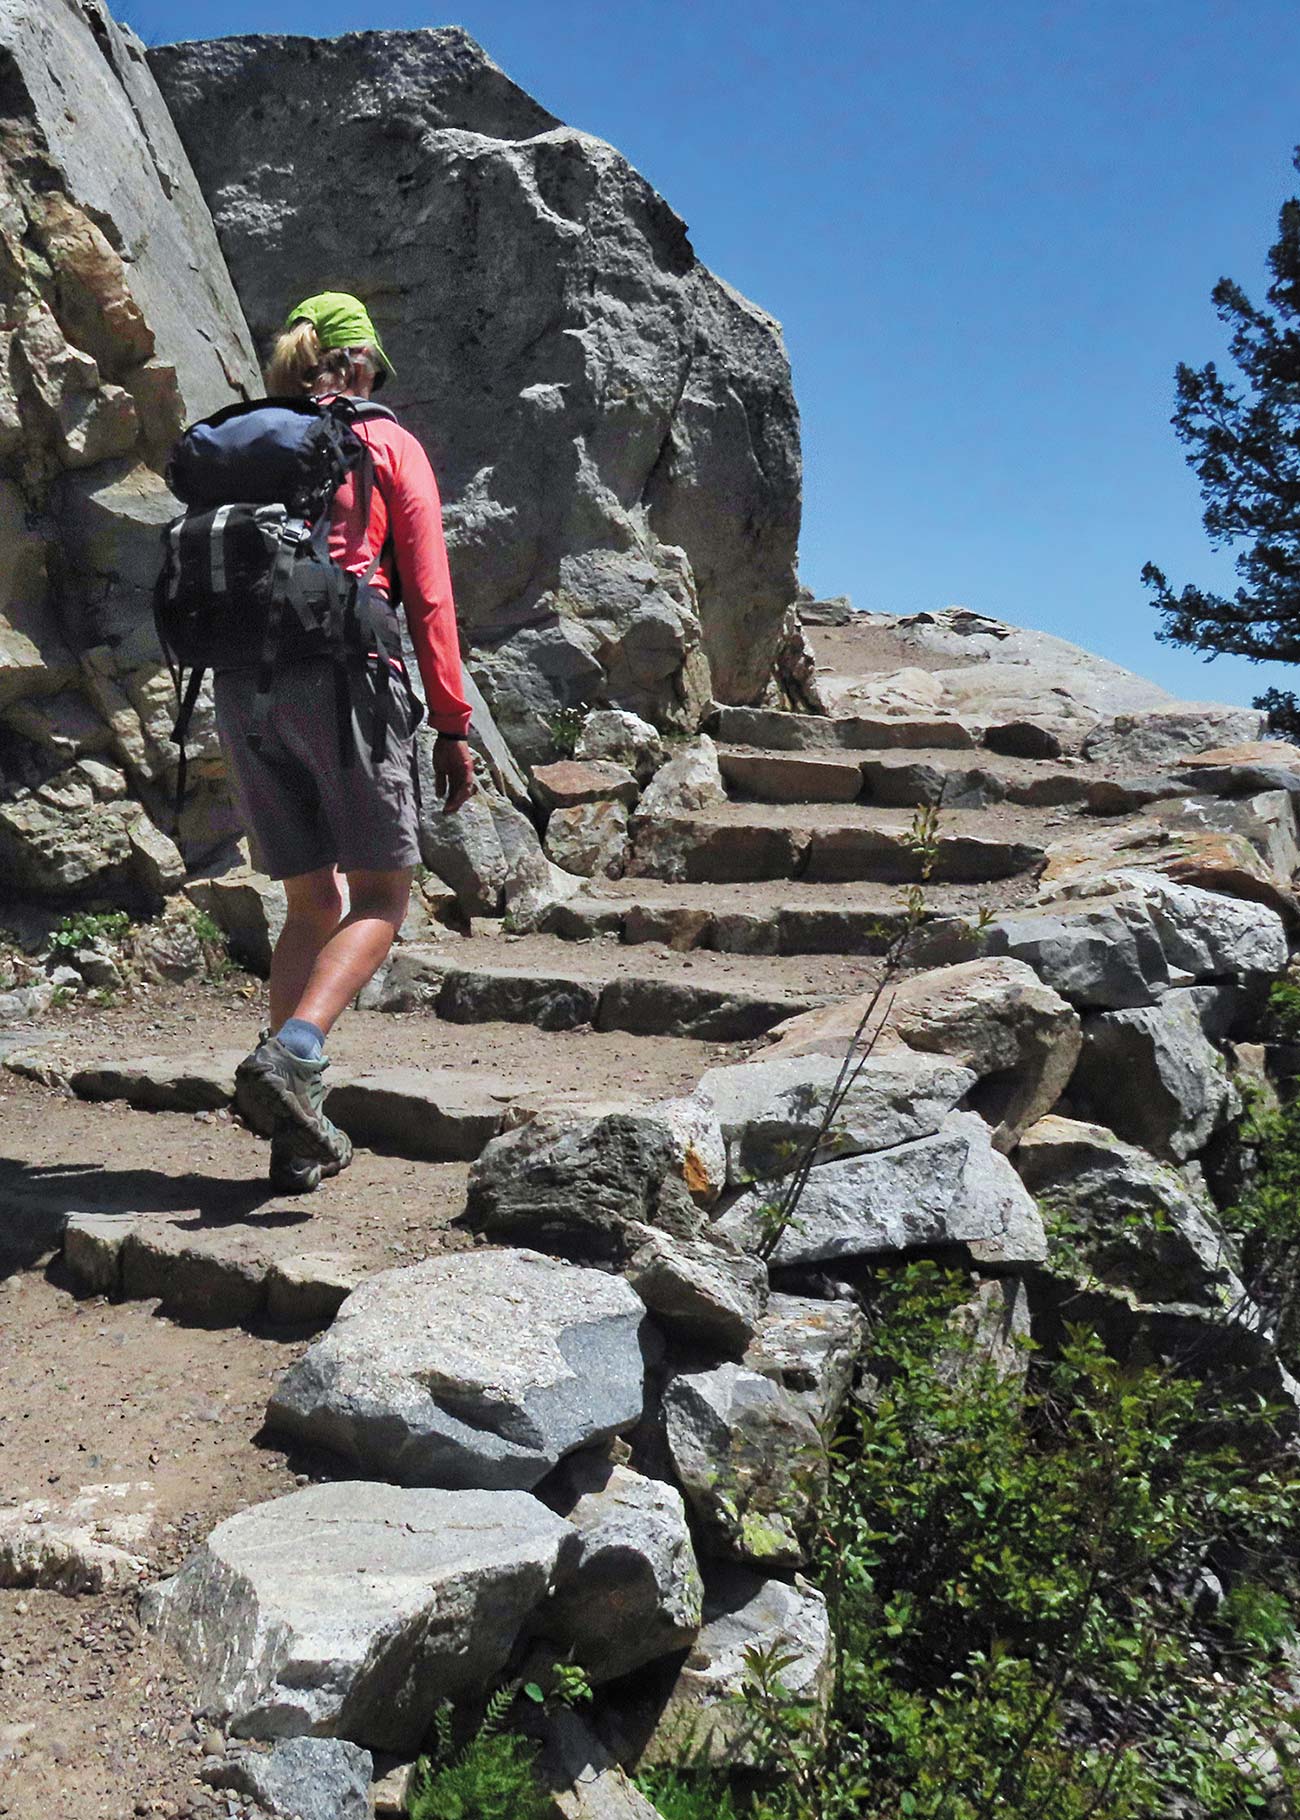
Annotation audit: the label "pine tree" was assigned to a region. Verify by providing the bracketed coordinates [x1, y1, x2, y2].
[1144, 148, 1300, 737]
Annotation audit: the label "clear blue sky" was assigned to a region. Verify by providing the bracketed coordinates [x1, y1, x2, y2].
[138, 0, 1300, 707]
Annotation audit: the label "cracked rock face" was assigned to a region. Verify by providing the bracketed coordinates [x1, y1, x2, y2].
[141, 1481, 576, 1750]
[716, 1109, 1046, 1270]
[150, 28, 801, 717]
[663, 1362, 824, 1568]
[267, 1249, 649, 1490]
[541, 1454, 704, 1683]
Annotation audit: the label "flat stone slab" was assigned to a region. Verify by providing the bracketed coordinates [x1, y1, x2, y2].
[64, 1052, 242, 1112]
[597, 976, 816, 1041]
[62, 1212, 362, 1329]
[325, 1067, 523, 1160]
[628, 816, 809, 884]
[141, 1481, 576, 1750]
[531, 759, 640, 809]
[803, 825, 1045, 884]
[719, 750, 865, 803]
[268, 1249, 649, 1489]
[436, 966, 604, 1032]
[120, 1217, 272, 1323]
[713, 706, 976, 751]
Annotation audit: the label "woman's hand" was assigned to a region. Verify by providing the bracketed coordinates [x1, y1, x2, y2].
[433, 734, 476, 813]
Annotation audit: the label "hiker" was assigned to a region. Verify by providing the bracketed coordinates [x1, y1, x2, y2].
[158, 291, 474, 1192]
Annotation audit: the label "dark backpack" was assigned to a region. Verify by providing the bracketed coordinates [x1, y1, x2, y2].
[155, 394, 415, 815]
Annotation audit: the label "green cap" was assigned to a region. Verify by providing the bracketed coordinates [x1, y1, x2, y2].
[286, 291, 395, 379]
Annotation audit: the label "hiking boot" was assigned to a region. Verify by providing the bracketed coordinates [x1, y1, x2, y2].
[269, 1119, 353, 1194]
[234, 1034, 348, 1165]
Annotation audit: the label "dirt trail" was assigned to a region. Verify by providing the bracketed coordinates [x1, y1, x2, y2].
[0, 1272, 303, 1820]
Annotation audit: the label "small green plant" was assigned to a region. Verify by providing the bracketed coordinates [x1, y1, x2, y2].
[1268, 978, 1300, 1042]
[185, 906, 223, 947]
[48, 909, 130, 956]
[548, 703, 588, 758]
[635, 1769, 744, 1820]
[408, 1687, 550, 1820]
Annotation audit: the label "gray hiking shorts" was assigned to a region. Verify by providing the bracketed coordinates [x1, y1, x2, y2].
[213, 658, 423, 881]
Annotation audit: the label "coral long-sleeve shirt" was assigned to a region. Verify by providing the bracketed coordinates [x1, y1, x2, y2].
[325, 411, 473, 737]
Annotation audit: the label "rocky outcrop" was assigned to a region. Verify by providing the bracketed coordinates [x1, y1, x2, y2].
[149, 28, 802, 734]
[0, 0, 259, 900]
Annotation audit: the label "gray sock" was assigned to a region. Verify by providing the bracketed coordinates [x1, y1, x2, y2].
[275, 1017, 325, 1062]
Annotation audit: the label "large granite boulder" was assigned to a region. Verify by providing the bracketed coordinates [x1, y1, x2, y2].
[150, 28, 802, 723]
[717, 1109, 1046, 1270]
[268, 1250, 649, 1490]
[141, 1480, 576, 1750]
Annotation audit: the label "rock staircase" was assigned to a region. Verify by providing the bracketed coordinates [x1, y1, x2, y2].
[7, 616, 1295, 1326]
[5, 609, 1300, 1815]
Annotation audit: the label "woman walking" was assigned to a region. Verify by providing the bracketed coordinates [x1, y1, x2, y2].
[208, 291, 475, 1191]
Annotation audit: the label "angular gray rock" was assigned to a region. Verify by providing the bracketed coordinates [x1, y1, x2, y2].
[268, 1250, 648, 1489]
[716, 1111, 1047, 1269]
[632, 1567, 833, 1769]
[622, 1223, 767, 1352]
[576, 708, 665, 782]
[141, 1481, 576, 1750]
[541, 1453, 703, 1683]
[979, 895, 1175, 1010]
[662, 1362, 824, 1567]
[201, 1739, 373, 1820]
[1069, 988, 1242, 1161]
[698, 1048, 976, 1187]
[1081, 705, 1266, 767]
[1047, 868, 1288, 988]
[636, 735, 728, 818]
[464, 1112, 705, 1263]
[545, 799, 630, 879]
[183, 867, 286, 975]
[532, 1710, 665, 1820]
[1017, 1114, 1242, 1308]
[151, 30, 800, 710]
[418, 772, 578, 920]
[763, 957, 1080, 1152]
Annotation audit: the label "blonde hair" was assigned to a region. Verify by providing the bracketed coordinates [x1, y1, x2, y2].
[265, 320, 381, 397]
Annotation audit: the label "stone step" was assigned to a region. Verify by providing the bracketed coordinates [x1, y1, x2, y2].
[713, 704, 978, 752]
[4, 1052, 534, 1162]
[627, 802, 1048, 886]
[373, 951, 822, 1041]
[539, 882, 991, 956]
[720, 744, 1099, 810]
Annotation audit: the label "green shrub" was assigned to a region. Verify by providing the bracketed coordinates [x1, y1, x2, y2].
[650, 1262, 1300, 1820]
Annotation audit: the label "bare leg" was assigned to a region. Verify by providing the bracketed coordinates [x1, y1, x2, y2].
[270, 867, 345, 1031]
[287, 866, 413, 1038]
